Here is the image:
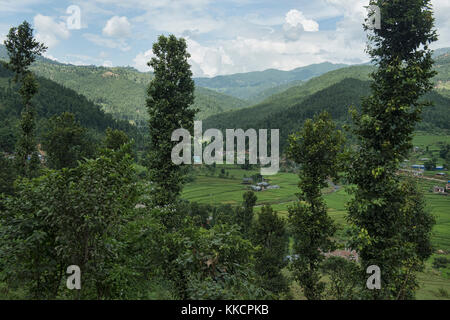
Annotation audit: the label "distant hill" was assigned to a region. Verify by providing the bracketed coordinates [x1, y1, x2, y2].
[203, 65, 374, 130]
[0, 44, 248, 123]
[26, 61, 248, 123]
[194, 62, 348, 101]
[434, 51, 450, 97]
[0, 63, 138, 153]
[255, 79, 450, 151]
[246, 80, 304, 104]
[433, 47, 450, 58]
[204, 61, 450, 151]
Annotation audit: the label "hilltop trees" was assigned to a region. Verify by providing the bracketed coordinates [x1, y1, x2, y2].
[42, 112, 95, 169]
[146, 35, 196, 206]
[287, 111, 345, 300]
[105, 127, 130, 151]
[347, 0, 437, 299]
[4, 21, 47, 178]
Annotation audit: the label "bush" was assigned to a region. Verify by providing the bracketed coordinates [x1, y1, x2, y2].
[433, 257, 450, 270]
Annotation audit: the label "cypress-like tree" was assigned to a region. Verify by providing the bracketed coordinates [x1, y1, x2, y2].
[146, 35, 196, 206]
[235, 191, 258, 236]
[287, 111, 344, 300]
[4, 21, 47, 178]
[347, 0, 437, 299]
[251, 205, 289, 296]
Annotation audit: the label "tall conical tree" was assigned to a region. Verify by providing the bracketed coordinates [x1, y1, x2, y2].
[4, 21, 47, 178]
[287, 111, 344, 300]
[146, 35, 196, 206]
[347, 0, 437, 299]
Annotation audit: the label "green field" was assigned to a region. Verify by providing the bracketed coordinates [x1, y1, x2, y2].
[182, 162, 450, 300]
[413, 132, 450, 146]
[182, 168, 299, 206]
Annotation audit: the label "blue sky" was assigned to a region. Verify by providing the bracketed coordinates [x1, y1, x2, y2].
[1, 0, 449, 77]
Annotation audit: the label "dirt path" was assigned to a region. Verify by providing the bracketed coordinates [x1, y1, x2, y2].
[398, 169, 448, 183]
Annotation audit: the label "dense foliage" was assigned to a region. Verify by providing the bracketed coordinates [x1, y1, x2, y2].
[287, 112, 344, 299]
[5, 21, 47, 178]
[0, 63, 140, 153]
[146, 35, 196, 205]
[0, 4, 448, 300]
[347, 0, 438, 300]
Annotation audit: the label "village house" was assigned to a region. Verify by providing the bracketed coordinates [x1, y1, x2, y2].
[324, 249, 359, 262]
[248, 180, 280, 192]
[257, 181, 270, 189]
[250, 185, 262, 192]
[433, 186, 446, 195]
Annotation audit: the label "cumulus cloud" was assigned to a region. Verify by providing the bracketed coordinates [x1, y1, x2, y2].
[33, 0, 449, 77]
[431, 0, 450, 48]
[34, 14, 70, 48]
[285, 9, 319, 32]
[133, 49, 155, 72]
[103, 16, 132, 38]
[283, 9, 319, 41]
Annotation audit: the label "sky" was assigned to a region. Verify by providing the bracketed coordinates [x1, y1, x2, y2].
[1, 0, 449, 77]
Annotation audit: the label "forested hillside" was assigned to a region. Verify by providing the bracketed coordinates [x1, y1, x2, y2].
[0, 63, 138, 153]
[435, 52, 450, 97]
[194, 62, 348, 101]
[25, 61, 248, 123]
[257, 79, 449, 150]
[205, 53, 450, 148]
[204, 65, 373, 130]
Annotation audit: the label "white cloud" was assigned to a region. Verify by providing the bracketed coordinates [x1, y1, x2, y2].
[42, 52, 59, 62]
[0, 0, 45, 13]
[285, 9, 319, 32]
[103, 16, 132, 38]
[186, 38, 234, 77]
[22, 0, 449, 77]
[431, 0, 450, 48]
[102, 60, 113, 67]
[84, 33, 131, 52]
[34, 14, 70, 48]
[133, 49, 155, 72]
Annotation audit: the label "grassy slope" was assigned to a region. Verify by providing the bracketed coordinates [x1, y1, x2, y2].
[27, 62, 248, 122]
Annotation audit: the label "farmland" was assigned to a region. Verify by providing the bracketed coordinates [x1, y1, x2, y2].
[181, 139, 450, 299]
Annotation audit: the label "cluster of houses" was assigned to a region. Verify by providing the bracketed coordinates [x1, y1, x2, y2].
[242, 178, 280, 192]
[3, 145, 46, 164]
[433, 182, 450, 195]
[411, 164, 445, 171]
